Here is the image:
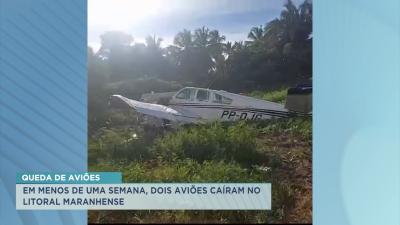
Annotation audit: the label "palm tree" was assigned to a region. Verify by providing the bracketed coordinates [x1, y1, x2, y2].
[261, 0, 311, 50]
[223, 41, 245, 58]
[173, 29, 193, 49]
[209, 30, 226, 44]
[300, 0, 312, 23]
[299, 0, 312, 37]
[233, 41, 245, 51]
[263, 18, 283, 47]
[247, 25, 264, 42]
[145, 34, 163, 49]
[193, 26, 210, 48]
[279, 0, 303, 43]
[223, 41, 234, 56]
[207, 29, 226, 59]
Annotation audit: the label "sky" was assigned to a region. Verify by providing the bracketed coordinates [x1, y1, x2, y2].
[88, 0, 305, 52]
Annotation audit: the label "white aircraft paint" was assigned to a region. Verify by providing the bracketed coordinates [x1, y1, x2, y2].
[111, 87, 303, 125]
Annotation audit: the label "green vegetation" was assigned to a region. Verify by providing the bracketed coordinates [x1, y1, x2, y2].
[88, 0, 312, 223]
[89, 114, 311, 223]
[91, 160, 265, 183]
[88, 0, 312, 134]
[249, 88, 288, 104]
[152, 122, 260, 165]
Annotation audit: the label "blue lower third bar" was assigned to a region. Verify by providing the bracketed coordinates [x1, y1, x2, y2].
[16, 172, 122, 184]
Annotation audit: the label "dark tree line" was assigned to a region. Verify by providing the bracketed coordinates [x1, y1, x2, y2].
[88, 0, 312, 132]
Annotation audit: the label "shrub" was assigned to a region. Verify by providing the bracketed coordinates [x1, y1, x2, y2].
[249, 88, 288, 103]
[90, 159, 269, 223]
[255, 117, 311, 141]
[225, 122, 259, 165]
[89, 128, 152, 164]
[151, 122, 261, 166]
[269, 183, 296, 222]
[119, 159, 266, 182]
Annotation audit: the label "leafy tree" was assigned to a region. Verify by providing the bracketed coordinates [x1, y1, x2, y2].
[170, 26, 226, 85]
[247, 25, 264, 43]
[145, 35, 163, 50]
[97, 31, 133, 59]
[173, 29, 193, 49]
[88, 0, 313, 129]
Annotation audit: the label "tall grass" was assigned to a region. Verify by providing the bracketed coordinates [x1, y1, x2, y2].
[152, 122, 261, 166]
[255, 117, 312, 140]
[88, 115, 312, 223]
[248, 88, 288, 103]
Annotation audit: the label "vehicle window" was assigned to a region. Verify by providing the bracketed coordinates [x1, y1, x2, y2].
[213, 93, 232, 104]
[196, 90, 209, 102]
[175, 88, 195, 100]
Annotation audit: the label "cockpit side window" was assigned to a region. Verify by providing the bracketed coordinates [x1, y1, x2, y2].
[196, 90, 210, 102]
[175, 88, 195, 100]
[213, 93, 232, 104]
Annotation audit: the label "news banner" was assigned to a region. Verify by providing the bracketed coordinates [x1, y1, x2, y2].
[16, 173, 271, 210]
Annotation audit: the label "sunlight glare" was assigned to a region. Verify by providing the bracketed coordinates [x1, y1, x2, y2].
[89, 0, 165, 30]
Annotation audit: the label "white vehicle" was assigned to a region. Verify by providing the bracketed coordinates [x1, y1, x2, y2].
[110, 87, 308, 125]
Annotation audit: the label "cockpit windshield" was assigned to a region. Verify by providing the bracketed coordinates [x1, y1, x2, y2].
[196, 89, 210, 102]
[213, 93, 232, 104]
[175, 88, 195, 100]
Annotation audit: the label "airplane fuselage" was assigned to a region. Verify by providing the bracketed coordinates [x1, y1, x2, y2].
[168, 87, 290, 122]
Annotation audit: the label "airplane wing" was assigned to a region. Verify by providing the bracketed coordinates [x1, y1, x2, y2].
[110, 95, 201, 123]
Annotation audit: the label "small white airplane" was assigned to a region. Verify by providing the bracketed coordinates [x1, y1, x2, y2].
[110, 87, 309, 126]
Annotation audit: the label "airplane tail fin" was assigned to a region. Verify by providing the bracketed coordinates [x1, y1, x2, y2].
[285, 84, 312, 114]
